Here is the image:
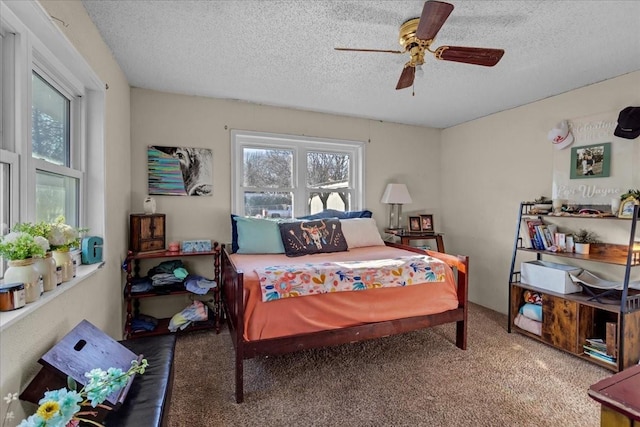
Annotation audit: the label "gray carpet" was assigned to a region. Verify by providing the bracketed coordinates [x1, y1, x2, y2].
[167, 303, 609, 426]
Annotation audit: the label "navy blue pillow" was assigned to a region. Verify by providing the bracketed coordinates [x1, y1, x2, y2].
[231, 214, 239, 253]
[298, 209, 372, 220]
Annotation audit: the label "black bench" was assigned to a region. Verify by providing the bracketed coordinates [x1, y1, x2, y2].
[103, 334, 177, 427]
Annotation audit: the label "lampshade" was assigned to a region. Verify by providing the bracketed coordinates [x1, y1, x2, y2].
[380, 183, 412, 204]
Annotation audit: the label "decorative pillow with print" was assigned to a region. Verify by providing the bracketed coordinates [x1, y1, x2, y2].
[279, 219, 348, 257]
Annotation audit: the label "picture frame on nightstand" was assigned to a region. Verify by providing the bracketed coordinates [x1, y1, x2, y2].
[409, 216, 421, 232]
[420, 214, 434, 232]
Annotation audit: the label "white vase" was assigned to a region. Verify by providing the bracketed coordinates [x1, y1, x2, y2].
[574, 243, 590, 255]
[611, 197, 621, 215]
[34, 252, 57, 292]
[52, 250, 74, 283]
[4, 259, 40, 303]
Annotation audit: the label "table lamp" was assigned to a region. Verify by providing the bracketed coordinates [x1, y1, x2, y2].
[380, 183, 412, 230]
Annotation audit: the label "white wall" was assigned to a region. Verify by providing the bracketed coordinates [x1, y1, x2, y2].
[441, 71, 640, 313]
[0, 0, 130, 421]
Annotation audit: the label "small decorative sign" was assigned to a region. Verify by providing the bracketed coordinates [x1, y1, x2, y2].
[181, 240, 212, 253]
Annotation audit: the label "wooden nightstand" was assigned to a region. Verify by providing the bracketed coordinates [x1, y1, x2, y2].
[384, 229, 445, 253]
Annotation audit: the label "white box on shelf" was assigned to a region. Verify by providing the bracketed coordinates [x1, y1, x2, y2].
[520, 260, 583, 294]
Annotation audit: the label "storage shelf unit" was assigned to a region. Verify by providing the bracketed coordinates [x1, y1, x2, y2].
[123, 245, 221, 339]
[508, 202, 640, 372]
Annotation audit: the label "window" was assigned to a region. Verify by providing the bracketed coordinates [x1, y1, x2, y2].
[231, 131, 364, 217]
[1, 1, 105, 285]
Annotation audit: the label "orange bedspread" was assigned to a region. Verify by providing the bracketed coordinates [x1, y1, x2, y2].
[230, 245, 459, 341]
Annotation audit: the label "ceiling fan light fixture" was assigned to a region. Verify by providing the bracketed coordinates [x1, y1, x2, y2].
[415, 64, 425, 78]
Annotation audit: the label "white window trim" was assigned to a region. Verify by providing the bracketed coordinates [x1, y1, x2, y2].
[0, 0, 106, 331]
[231, 130, 365, 217]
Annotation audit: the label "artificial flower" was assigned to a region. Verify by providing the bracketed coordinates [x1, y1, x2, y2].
[14, 359, 148, 427]
[47, 217, 80, 252]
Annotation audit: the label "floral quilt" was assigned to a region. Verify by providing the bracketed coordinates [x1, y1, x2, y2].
[256, 255, 446, 302]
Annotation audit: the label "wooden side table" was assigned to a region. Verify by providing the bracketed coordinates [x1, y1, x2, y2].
[589, 364, 640, 426]
[384, 229, 445, 253]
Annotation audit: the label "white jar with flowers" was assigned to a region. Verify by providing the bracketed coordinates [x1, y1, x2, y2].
[47, 217, 80, 283]
[0, 231, 48, 303]
[13, 222, 57, 291]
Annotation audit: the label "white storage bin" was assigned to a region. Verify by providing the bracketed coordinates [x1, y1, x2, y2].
[520, 261, 582, 294]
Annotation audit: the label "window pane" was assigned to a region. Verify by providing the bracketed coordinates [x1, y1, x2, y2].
[307, 151, 350, 188]
[243, 148, 292, 188]
[36, 170, 78, 225]
[1, 163, 9, 278]
[309, 191, 350, 214]
[32, 71, 70, 166]
[0, 162, 8, 233]
[244, 191, 292, 218]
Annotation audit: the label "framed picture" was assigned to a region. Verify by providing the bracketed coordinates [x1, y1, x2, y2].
[408, 216, 421, 232]
[420, 214, 434, 232]
[618, 196, 639, 219]
[148, 145, 213, 196]
[569, 142, 611, 179]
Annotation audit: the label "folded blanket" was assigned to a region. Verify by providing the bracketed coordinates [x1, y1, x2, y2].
[519, 303, 543, 322]
[514, 313, 541, 336]
[256, 255, 447, 302]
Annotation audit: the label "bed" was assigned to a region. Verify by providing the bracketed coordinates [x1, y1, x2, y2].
[221, 215, 469, 403]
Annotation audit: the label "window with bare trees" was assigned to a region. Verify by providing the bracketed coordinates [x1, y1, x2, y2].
[231, 131, 364, 218]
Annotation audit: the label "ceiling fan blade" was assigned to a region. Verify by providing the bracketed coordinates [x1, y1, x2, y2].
[415, 1, 454, 41]
[396, 66, 415, 90]
[436, 46, 505, 66]
[334, 47, 403, 54]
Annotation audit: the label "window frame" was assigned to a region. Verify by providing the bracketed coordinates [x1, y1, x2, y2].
[0, 0, 106, 327]
[231, 130, 365, 217]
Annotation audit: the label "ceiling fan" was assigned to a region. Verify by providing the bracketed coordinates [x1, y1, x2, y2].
[335, 1, 505, 90]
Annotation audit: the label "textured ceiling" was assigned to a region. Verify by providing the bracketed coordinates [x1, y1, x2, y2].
[81, 0, 640, 129]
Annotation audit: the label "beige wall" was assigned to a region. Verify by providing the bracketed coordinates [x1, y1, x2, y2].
[130, 88, 442, 244]
[0, 0, 130, 420]
[442, 70, 640, 313]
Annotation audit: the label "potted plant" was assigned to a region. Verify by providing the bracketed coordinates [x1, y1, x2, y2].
[572, 229, 601, 254]
[0, 229, 49, 303]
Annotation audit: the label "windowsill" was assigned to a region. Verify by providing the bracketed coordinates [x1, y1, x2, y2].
[0, 262, 104, 332]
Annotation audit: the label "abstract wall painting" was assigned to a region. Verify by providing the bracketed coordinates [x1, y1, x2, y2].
[148, 146, 213, 196]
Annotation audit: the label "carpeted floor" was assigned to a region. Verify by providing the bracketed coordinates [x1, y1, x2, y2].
[167, 303, 610, 426]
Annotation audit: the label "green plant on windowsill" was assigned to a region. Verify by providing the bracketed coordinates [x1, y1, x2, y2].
[572, 229, 601, 244]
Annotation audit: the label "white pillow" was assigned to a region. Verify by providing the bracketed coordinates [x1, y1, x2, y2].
[339, 218, 385, 249]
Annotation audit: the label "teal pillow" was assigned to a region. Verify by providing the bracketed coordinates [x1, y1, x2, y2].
[234, 217, 285, 254]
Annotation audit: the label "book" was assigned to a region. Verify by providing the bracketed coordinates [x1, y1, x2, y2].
[524, 219, 543, 250]
[519, 219, 533, 248]
[583, 348, 617, 365]
[534, 224, 551, 250]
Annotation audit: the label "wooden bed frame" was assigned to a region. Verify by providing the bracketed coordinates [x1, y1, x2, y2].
[220, 241, 469, 403]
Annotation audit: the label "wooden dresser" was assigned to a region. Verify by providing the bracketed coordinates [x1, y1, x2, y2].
[129, 214, 166, 253]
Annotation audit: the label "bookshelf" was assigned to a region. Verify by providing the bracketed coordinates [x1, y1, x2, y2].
[508, 202, 640, 372]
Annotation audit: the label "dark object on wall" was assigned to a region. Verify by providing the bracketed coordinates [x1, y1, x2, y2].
[614, 106, 640, 139]
[130, 214, 166, 253]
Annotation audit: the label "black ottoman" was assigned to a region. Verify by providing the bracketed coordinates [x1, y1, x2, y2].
[103, 334, 177, 427]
